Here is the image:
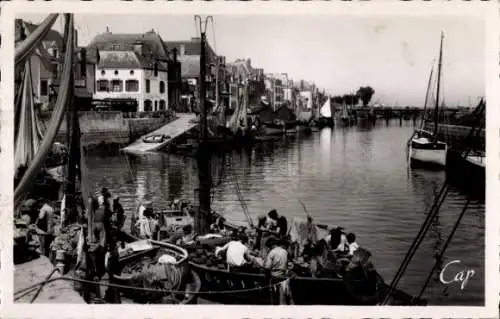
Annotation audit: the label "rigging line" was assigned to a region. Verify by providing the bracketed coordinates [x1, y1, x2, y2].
[384, 184, 449, 302]
[417, 197, 471, 299]
[382, 182, 450, 304]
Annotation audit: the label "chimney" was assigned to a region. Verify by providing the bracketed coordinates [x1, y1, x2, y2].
[173, 47, 178, 62]
[133, 41, 143, 56]
[180, 44, 185, 57]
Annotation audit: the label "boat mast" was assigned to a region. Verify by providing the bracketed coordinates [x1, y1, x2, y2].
[420, 65, 434, 130]
[195, 16, 213, 235]
[64, 13, 79, 223]
[433, 32, 444, 138]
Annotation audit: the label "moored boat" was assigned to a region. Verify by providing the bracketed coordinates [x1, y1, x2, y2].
[114, 237, 201, 304]
[445, 149, 485, 195]
[408, 32, 447, 169]
[182, 217, 425, 305]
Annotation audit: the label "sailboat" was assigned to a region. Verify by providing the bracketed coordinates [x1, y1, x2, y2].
[316, 97, 334, 128]
[408, 32, 447, 169]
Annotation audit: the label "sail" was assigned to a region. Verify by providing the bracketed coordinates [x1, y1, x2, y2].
[14, 61, 43, 173]
[320, 99, 332, 118]
[15, 14, 59, 67]
[14, 14, 74, 210]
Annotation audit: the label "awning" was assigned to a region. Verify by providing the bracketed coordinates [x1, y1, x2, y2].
[92, 98, 138, 106]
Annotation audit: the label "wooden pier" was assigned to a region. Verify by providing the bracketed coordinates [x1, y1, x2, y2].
[122, 113, 198, 154]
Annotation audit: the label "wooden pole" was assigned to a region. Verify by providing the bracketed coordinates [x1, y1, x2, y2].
[195, 31, 212, 235]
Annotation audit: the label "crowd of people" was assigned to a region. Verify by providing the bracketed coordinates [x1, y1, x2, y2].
[210, 209, 361, 279]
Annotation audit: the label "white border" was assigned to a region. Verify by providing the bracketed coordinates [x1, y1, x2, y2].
[1, 1, 499, 318]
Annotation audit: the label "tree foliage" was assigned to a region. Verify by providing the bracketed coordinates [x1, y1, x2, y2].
[356, 86, 375, 106]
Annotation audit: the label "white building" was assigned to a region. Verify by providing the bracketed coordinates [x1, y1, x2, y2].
[94, 51, 168, 112]
[88, 30, 170, 112]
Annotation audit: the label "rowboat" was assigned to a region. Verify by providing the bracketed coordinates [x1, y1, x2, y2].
[114, 234, 201, 304]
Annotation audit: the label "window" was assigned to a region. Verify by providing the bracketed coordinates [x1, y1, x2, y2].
[111, 79, 123, 92]
[154, 100, 158, 111]
[52, 48, 58, 58]
[114, 70, 119, 76]
[40, 80, 48, 96]
[130, 70, 134, 75]
[97, 80, 109, 92]
[159, 81, 165, 94]
[159, 100, 166, 110]
[126, 80, 139, 92]
[145, 79, 150, 93]
[101, 70, 106, 76]
[144, 100, 152, 111]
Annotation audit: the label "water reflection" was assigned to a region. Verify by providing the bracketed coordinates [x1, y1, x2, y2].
[85, 119, 484, 305]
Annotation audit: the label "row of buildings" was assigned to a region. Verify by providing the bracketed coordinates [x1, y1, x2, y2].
[15, 19, 323, 116]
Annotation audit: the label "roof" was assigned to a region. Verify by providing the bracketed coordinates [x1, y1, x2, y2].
[88, 31, 169, 69]
[97, 50, 166, 70]
[164, 39, 216, 62]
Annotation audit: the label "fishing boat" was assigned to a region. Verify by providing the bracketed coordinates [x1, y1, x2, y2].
[164, 215, 425, 305]
[408, 32, 447, 169]
[114, 237, 201, 304]
[445, 99, 486, 194]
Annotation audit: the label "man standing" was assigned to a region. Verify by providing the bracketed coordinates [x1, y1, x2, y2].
[35, 201, 55, 258]
[263, 238, 289, 277]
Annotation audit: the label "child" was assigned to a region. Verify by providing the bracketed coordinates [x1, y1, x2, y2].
[346, 233, 359, 256]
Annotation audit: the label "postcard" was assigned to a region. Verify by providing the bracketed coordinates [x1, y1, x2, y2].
[0, 1, 499, 318]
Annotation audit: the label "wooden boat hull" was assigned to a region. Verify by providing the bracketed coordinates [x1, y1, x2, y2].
[114, 232, 201, 304]
[446, 149, 485, 196]
[189, 262, 422, 305]
[409, 138, 447, 168]
[261, 123, 284, 136]
[188, 215, 424, 305]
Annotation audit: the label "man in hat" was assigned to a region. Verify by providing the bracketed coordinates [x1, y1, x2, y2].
[263, 237, 289, 277]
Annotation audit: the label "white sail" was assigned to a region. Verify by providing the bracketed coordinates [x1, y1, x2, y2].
[320, 99, 331, 118]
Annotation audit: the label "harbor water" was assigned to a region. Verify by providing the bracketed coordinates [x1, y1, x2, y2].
[85, 119, 484, 306]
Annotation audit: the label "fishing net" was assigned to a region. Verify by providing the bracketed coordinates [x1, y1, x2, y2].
[121, 254, 184, 303]
[50, 223, 82, 261]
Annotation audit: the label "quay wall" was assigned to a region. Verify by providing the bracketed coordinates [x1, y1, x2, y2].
[41, 111, 169, 148]
[423, 123, 485, 150]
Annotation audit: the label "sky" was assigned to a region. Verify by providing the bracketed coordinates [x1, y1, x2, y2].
[19, 14, 485, 107]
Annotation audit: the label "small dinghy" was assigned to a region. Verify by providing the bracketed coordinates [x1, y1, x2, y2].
[114, 236, 201, 304]
[142, 135, 170, 144]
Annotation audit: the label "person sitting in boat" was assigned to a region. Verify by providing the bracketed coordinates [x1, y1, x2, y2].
[215, 233, 257, 271]
[210, 216, 230, 236]
[346, 233, 359, 257]
[263, 238, 289, 277]
[324, 227, 348, 255]
[255, 209, 280, 252]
